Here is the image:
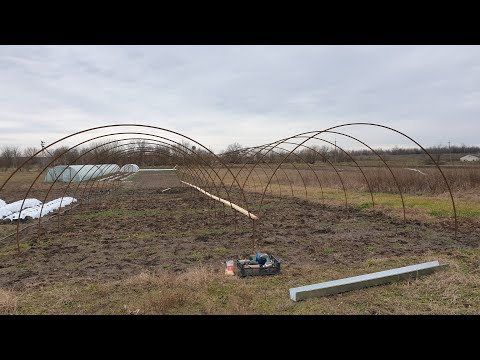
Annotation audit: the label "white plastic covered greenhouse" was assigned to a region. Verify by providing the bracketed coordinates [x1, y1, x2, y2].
[120, 164, 140, 173]
[44, 164, 120, 183]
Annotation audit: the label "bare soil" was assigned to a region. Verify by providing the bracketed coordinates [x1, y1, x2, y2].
[0, 172, 478, 291]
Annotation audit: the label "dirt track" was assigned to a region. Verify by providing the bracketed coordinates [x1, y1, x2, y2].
[0, 172, 478, 290]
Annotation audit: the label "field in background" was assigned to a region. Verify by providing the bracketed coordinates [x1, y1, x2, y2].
[2, 164, 479, 239]
[205, 164, 480, 224]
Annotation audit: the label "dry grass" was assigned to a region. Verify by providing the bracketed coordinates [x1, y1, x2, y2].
[2, 164, 479, 199]
[5, 249, 480, 314]
[1, 165, 479, 314]
[0, 289, 18, 314]
[209, 165, 480, 196]
[202, 165, 480, 222]
[0, 168, 45, 186]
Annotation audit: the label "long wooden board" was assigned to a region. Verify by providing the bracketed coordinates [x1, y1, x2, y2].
[180, 181, 258, 220]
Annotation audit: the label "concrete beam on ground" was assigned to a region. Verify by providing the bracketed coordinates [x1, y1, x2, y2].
[289, 261, 446, 302]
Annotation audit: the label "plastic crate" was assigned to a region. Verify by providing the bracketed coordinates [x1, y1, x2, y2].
[236, 255, 281, 278]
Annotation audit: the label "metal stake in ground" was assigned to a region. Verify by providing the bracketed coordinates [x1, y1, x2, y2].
[252, 218, 256, 254]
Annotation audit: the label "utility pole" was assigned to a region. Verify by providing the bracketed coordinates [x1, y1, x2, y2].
[40, 141, 46, 167]
[448, 140, 452, 165]
[41, 141, 55, 166]
[334, 138, 337, 164]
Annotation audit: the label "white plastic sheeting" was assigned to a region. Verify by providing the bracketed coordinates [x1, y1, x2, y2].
[0, 208, 11, 218]
[2, 197, 77, 222]
[44, 164, 120, 183]
[0, 199, 7, 217]
[96, 164, 121, 176]
[1, 198, 42, 220]
[3, 204, 43, 221]
[1, 199, 42, 213]
[120, 164, 140, 173]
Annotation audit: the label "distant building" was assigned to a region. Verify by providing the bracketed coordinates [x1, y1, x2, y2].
[460, 155, 480, 162]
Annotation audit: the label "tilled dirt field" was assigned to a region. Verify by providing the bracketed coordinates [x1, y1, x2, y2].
[0, 172, 478, 290]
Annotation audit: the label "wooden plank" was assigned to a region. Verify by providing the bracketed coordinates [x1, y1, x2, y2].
[289, 261, 445, 301]
[180, 181, 258, 220]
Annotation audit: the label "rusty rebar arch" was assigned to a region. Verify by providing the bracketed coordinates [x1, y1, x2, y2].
[80, 146, 213, 207]
[219, 146, 286, 197]
[238, 143, 296, 197]
[304, 124, 456, 235]
[33, 143, 214, 246]
[318, 130, 406, 218]
[89, 143, 215, 197]
[34, 135, 216, 224]
[40, 131, 227, 206]
[243, 147, 295, 199]
[49, 152, 215, 247]
[53, 141, 210, 220]
[220, 142, 295, 198]
[236, 138, 347, 211]
[256, 123, 456, 237]
[12, 133, 240, 250]
[0, 124, 254, 217]
[289, 136, 374, 208]
[260, 144, 315, 202]
[253, 145, 311, 200]
[226, 145, 302, 200]
[219, 148, 272, 197]
[46, 139, 223, 227]
[219, 145, 286, 198]
[60, 141, 243, 235]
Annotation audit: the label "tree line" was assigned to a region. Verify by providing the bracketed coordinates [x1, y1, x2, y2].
[218, 143, 480, 164]
[1, 141, 479, 171]
[0, 141, 217, 171]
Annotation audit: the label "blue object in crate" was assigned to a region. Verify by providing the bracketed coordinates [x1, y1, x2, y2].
[256, 251, 267, 266]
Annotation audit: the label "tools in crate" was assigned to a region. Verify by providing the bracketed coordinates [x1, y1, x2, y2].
[235, 252, 281, 277]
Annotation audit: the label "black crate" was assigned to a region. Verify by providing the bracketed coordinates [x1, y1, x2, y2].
[236, 255, 281, 278]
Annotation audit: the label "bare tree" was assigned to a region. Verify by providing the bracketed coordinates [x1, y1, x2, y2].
[169, 140, 193, 166]
[51, 146, 71, 166]
[11, 146, 21, 169]
[24, 147, 39, 158]
[81, 141, 120, 164]
[1, 145, 21, 171]
[298, 145, 332, 164]
[0, 146, 10, 171]
[23, 146, 40, 170]
[222, 142, 244, 164]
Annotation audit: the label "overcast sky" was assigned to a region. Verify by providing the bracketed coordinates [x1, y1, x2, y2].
[1, 45, 479, 152]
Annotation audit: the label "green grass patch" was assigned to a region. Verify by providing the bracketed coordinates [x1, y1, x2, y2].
[322, 247, 336, 254]
[244, 181, 480, 220]
[0, 243, 30, 257]
[301, 187, 479, 220]
[356, 202, 371, 209]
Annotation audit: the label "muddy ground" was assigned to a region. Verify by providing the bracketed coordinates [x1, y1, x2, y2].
[0, 172, 478, 290]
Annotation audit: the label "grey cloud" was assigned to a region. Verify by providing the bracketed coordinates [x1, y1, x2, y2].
[0, 45, 479, 152]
